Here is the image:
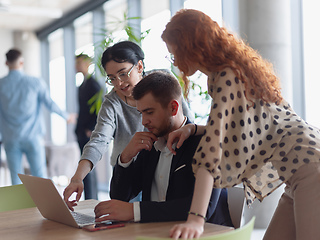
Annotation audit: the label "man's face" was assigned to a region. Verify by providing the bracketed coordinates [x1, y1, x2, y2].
[75, 58, 89, 74]
[136, 92, 173, 138]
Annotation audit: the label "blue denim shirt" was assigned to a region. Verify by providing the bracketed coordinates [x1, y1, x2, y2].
[0, 70, 68, 142]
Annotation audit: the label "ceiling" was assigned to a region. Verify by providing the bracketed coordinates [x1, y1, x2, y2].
[0, 0, 91, 32]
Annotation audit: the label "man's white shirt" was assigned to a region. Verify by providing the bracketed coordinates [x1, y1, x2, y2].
[117, 117, 187, 222]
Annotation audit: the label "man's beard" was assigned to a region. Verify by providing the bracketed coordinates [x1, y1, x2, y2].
[151, 118, 173, 138]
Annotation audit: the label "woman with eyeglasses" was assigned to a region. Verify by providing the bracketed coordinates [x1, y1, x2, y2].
[162, 9, 320, 240]
[63, 41, 194, 209]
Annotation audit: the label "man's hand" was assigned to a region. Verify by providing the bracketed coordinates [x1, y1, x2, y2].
[94, 199, 134, 222]
[67, 113, 78, 124]
[85, 129, 92, 138]
[120, 132, 158, 163]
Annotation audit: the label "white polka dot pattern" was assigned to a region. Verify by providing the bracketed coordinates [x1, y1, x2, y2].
[192, 67, 320, 205]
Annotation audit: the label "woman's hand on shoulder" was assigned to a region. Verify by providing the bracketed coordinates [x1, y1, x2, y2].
[167, 124, 195, 155]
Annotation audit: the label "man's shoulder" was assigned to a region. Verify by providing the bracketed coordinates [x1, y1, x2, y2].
[20, 73, 41, 83]
[85, 75, 100, 88]
[182, 134, 202, 148]
[1, 72, 40, 86]
[134, 147, 159, 164]
[87, 75, 100, 84]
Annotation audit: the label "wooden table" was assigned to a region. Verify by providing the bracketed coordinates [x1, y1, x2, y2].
[0, 200, 233, 240]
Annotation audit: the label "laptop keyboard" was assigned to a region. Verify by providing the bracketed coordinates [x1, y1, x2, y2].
[71, 211, 95, 225]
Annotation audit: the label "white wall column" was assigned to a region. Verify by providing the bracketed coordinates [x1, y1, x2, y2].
[92, 6, 106, 85]
[239, 0, 293, 104]
[170, 0, 185, 16]
[127, 0, 142, 42]
[13, 31, 41, 77]
[63, 24, 77, 143]
[40, 38, 52, 142]
[0, 29, 14, 78]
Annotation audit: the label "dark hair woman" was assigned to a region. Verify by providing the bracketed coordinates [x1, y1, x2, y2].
[64, 41, 194, 209]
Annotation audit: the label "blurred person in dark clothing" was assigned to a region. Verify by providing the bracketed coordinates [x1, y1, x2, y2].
[75, 53, 102, 200]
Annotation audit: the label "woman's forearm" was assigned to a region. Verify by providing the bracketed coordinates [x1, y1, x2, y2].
[71, 159, 93, 182]
[193, 124, 206, 136]
[188, 167, 214, 222]
[169, 167, 214, 239]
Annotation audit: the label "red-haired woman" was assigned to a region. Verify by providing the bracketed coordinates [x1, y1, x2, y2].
[162, 9, 320, 240]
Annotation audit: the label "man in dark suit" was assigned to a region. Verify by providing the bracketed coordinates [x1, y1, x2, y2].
[75, 54, 101, 200]
[94, 71, 232, 225]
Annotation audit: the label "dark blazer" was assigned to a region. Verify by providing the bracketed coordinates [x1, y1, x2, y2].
[75, 75, 101, 141]
[110, 119, 233, 226]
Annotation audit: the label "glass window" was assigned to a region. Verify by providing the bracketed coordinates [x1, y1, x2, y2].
[183, 0, 223, 124]
[302, 1, 320, 128]
[104, 0, 128, 24]
[74, 12, 95, 87]
[184, 0, 222, 24]
[141, 0, 170, 71]
[139, 0, 223, 124]
[103, 0, 128, 42]
[48, 29, 67, 145]
[102, 0, 130, 92]
[75, 12, 93, 51]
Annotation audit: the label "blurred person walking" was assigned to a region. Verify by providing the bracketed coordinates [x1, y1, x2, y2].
[0, 49, 73, 185]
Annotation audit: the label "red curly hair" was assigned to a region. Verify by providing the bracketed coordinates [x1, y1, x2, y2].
[161, 9, 283, 104]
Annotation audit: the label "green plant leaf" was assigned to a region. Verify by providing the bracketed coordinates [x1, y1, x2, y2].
[88, 9, 150, 114]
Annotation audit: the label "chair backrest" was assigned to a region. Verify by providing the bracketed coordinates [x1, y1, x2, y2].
[135, 217, 255, 240]
[0, 184, 36, 212]
[227, 186, 245, 228]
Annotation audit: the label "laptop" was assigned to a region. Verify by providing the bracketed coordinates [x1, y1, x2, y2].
[18, 174, 96, 228]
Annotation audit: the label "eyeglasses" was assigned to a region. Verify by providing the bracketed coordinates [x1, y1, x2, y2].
[105, 64, 135, 85]
[165, 53, 175, 64]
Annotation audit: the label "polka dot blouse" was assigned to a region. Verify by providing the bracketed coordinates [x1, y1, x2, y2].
[192, 67, 320, 205]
